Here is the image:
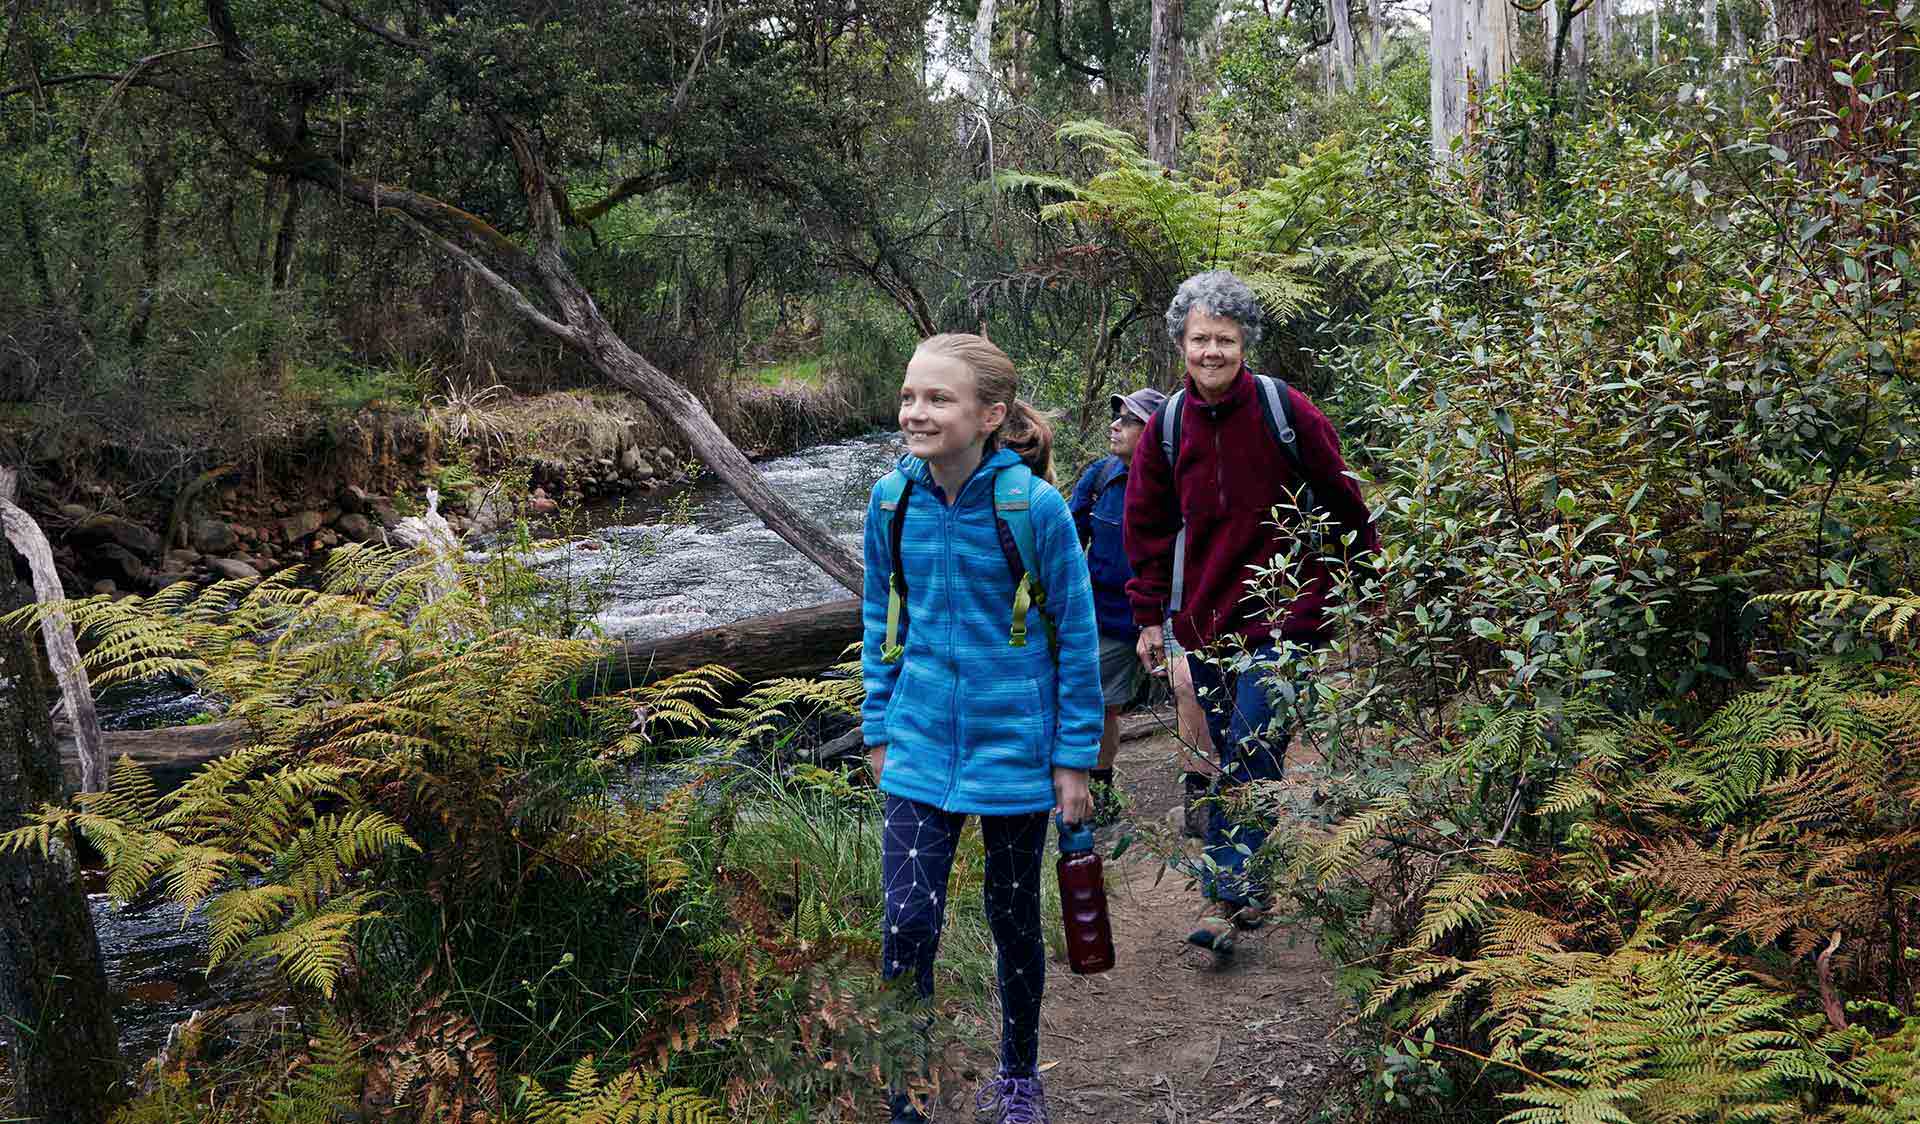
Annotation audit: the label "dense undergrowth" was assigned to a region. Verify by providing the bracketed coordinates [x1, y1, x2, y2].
[4, 541, 1013, 1122]
[1201, 28, 1920, 1124]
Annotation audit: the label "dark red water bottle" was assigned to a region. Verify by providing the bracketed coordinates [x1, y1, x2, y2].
[1056, 815, 1115, 974]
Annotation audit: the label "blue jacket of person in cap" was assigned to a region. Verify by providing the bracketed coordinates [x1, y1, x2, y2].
[1070, 387, 1167, 639]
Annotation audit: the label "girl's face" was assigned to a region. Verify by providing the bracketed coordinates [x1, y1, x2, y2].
[899, 351, 1006, 465]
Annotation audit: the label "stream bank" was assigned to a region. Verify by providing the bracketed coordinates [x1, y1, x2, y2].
[32, 381, 885, 602]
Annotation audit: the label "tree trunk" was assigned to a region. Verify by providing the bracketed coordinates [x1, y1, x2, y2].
[1729, 0, 1747, 58]
[270, 180, 302, 292]
[0, 471, 103, 794]
[1775, 1, 1893, 171]
[127, 152, 169, 351]
[969, 0, 998, 107]
[1593, 0, 1615, 61]
[1430, 0, 1466, 161]
[1330, 0, 1356, 92]
[0, 550, 122, 1120]
[1145, 0, 1184, 166]
[1366, 0, 1385, 71]
[1701, 0, 1717, 56]
[1466, 0, 1514, 99]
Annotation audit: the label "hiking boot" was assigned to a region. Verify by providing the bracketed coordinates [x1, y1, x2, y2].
[889, 1091, 930, 1123]
[1185, 902, 1235, 954]
[975, 1074, 1049, 1123]
[1229, 897, 1272, 931]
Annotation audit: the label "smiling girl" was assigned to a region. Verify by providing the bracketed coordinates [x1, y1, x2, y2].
[861, 333, 1102, 1124]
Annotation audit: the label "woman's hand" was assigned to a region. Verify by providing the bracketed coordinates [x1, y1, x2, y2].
[1053, 766, 1093, 825]
[869, 744, 887, 783]
[1136, 624, 1166, 677]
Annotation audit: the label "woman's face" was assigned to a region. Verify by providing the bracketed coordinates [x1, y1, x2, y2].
[899, 351, 1006, 466]
[1181, 308, 1247, 402]
[1109, 413, 1146, 461]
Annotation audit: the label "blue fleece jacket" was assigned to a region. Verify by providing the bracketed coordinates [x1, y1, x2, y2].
[1068, 454, 1137, 639]
[860, 448, 1104, 816]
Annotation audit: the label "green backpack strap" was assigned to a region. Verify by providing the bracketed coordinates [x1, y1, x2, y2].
[875, 469, 913, 663]
[993, 466, 1056, 651]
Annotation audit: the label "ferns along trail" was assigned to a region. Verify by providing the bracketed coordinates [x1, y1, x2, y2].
[3, 1, 1920, 1122]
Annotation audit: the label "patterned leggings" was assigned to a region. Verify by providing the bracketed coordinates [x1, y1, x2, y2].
[881, 794, 1049, 1078]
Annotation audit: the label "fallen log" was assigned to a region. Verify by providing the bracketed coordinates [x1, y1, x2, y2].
[55, 720, 248, 791]
[583, 597, 863, 693]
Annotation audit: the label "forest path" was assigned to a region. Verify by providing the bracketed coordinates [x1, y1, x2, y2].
[940, 729, 1354, 1123]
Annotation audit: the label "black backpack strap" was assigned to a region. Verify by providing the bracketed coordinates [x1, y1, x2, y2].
[889, 478, 914, 595]
[1253, 375, 1324, 546]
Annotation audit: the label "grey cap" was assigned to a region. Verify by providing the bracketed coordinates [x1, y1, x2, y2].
[1109, 387, 1168, 424]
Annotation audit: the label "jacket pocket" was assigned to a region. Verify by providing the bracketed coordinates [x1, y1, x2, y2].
[958, 675, 1051, 777]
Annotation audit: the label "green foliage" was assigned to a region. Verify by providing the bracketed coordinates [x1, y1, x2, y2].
[263, 1016, 365, 1124]
[516, 1058, 725, 1123]
[1002, 119, 1387, 325]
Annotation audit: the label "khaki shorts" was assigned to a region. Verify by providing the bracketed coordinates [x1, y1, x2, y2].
[1099, 632, 1144, 708]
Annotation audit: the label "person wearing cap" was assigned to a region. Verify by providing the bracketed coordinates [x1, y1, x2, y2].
[1123, 270, 1378, 951]
[1067, 386, 1165, 821]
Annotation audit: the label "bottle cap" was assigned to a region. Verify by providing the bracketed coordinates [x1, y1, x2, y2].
[1055, 813, 1094, 854]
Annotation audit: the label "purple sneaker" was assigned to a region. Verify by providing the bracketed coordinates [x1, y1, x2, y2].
[975, 1075, 1049, 1123]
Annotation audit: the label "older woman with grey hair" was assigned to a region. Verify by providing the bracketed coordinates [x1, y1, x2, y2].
[1123, 268, 1379, 954]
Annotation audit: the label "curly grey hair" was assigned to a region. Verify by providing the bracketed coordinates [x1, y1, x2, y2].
[1164, 270, 1264, 348]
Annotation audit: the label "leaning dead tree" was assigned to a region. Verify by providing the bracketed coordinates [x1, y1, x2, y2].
[157, 1, 871, 594]
[0, 470, 105, 793]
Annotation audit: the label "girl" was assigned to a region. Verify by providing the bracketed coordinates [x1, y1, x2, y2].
[861, 333, 1103, 1124]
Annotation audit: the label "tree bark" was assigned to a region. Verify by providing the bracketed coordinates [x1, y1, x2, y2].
[0, 471, 103, 794]
[1330, 0, 1356, 92]
[1701, 0, 1717, 57]
[1366, 0, 1385, 71]
[1145, 0, 1184, 166]
[0, 546, 122, 1120]
[1775, 2, 1896, 172]
[1430, 0, 1466, 161]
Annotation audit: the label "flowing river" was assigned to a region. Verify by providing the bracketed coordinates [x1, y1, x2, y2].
[89, 432, 904, 1063]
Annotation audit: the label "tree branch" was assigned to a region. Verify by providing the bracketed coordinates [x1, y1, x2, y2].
[392, 212, 581, 345]
[310, 0, 426, 53]
[0, 469, 105, 794]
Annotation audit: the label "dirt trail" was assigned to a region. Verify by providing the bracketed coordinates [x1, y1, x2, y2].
[939, 730, 1353, 1123]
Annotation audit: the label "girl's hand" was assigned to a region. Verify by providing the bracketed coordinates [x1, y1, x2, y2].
[1053, 766, 1093, 825]
[869, 744, 887, 782]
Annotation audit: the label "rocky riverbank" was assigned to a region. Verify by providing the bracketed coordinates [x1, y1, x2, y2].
[37, 384, 873, 598]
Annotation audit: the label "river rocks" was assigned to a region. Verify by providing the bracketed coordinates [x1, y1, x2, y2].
[72, 513, 162, 558]
[207, 557, 261, 581]
[279, 510, 325, 542]
[191, 518, 238, 554]
[338, 485, 371, 515]
[91, 543, 149, 587]
[336, 513, 373, 542]
[92, 579, 117, 596]
[58, 503, 91, 522]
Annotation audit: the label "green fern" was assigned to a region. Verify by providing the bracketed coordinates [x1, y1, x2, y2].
[516, 1058, 725, 1123]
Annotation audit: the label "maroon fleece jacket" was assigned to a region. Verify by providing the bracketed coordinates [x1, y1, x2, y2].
[1122, 367, 1377, 651]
